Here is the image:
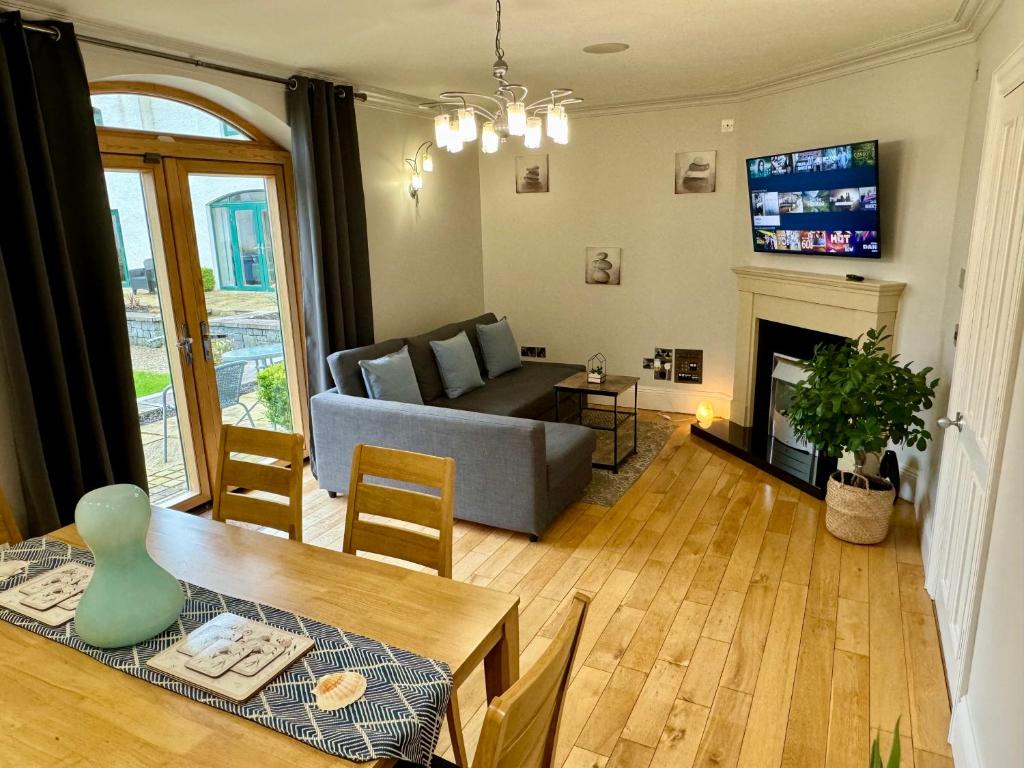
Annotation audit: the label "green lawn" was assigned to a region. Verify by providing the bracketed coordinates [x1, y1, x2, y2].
[133, 370, 171, 398]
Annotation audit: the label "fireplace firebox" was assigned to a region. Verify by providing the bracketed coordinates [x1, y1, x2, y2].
[692, 320, 844, 497]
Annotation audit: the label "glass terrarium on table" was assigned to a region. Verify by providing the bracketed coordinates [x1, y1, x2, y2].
[587, 352, 606, 384]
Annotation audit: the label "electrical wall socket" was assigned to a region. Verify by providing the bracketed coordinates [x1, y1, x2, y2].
[721, 118, 735, 133]
[520, 346, 547, 359]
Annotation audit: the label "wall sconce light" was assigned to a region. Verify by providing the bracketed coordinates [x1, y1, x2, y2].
[404, 140, 434, 202]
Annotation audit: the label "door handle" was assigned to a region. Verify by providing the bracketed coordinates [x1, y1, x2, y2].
[937, 412, 965, 432]
[176, 323, 193, 366]
[200, 320, 227, 362]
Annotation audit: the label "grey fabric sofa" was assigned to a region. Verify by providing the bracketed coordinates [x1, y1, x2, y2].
[310, 313, 596, 538]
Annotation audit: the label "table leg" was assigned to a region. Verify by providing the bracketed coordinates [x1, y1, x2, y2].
[633, 382, 638, 455]
[484, 607, 520, 700]
[555, 390, 560, 423]
[613, 393, 619, 474]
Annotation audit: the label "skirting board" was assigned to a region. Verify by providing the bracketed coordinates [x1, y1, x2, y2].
[635, 386, 732, 418]
[950, 697, 982, 768]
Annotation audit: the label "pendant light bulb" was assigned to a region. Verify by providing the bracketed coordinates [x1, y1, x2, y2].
[507, 102, 527, 136]
[546, 105, 563, 139]
[411, 172, 424, 191]
[524, 116, 542, 149]
[422, 151, 433, 173]
[554, 112, 569, 145]
[458, 108, 477, 141]
[434, 114, 450, 149]
[447, 130, 464, 153]
[481, 121, 500, 154]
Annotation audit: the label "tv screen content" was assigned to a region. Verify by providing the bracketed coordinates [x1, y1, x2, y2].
[746, 140, 880, 258]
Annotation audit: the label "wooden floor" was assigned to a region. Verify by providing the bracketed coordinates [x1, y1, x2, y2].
[280, 412, 953, 767]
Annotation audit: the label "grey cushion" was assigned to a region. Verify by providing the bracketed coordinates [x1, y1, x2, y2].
[326, 338, 405, 397]
[358, 346, 423, 404]
[430, 331, 485, 399]
[477, 317, 522, 379]
[433, 361, 583, 419]
[406, 313, 497, 401]
[544, 421, 597, 491]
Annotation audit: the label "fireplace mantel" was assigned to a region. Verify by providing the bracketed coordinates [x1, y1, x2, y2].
[730, 266, 906, 426]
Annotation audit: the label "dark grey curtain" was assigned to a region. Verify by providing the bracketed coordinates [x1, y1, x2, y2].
[287, 77, 373, 472]
[0, 12, 148, 535]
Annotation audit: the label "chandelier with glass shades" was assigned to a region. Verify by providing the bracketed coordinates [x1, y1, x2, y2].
[421, 0, 581, 154]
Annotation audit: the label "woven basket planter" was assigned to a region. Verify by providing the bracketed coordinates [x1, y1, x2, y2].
[825, 471, 896, 544]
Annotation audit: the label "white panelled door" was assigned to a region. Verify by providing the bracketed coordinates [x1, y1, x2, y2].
[926, 42, 1024, 704]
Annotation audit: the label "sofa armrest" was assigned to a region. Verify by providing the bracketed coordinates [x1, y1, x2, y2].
[310, 392, 549, 533]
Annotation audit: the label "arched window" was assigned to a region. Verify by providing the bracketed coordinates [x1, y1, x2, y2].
[89, 83, 273, 144]
[92, 81, 304, 510]
[91, 92, 250, 140]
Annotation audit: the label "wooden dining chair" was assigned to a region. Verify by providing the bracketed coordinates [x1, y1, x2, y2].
[212, 425, 305, 542]
[0, 486, 23, 546]
[343, 444, 464, 760]
[397, 592, 590, 768]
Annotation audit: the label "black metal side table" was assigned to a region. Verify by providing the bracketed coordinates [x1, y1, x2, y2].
[554, 372, 639, 474]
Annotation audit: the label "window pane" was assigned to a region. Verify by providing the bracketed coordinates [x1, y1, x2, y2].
[104, 169, 200, 504]
[91, 93, 251, 141]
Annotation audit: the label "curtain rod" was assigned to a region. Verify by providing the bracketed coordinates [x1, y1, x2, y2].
[16, 19, 367, 100]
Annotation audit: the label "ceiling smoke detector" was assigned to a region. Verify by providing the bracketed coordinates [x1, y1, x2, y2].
[583, 42, 630, 54]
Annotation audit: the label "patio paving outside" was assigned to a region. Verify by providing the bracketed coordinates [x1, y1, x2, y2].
[141, 394, 274, 504]
[131, 333, 289, 504]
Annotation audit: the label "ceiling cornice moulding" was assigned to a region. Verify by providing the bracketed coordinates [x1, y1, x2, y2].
[575, 0, 1002, 118]
[5, 0, 1003, 120]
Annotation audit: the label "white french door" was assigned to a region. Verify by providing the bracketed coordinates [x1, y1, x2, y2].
[926, 43, 1024, 703]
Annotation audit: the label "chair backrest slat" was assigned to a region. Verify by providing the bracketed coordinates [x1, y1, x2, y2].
[0, 487, 23, 546]
[213, 425, 304, 542]
[353, 482, 443, 529]
[473, 593, 590, 768]
[344, 444, 454, 577]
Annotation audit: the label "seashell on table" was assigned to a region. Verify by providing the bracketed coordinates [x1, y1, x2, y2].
[313, 671, 367, 711]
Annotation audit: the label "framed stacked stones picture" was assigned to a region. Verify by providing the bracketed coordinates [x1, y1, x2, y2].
[675, 150, 717, 193]
[585, 247, 621, 285]
[515, 155, 549, 193]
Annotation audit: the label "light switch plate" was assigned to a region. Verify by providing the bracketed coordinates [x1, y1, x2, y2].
[721, 118, 735, 133]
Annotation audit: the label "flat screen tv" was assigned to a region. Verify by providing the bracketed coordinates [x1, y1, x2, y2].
[746, 139, 880, 258]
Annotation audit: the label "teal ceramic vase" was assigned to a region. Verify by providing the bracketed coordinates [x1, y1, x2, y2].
[74, 484, 184, 648]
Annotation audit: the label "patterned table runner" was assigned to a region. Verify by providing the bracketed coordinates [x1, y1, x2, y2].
[0, 537, 452, 765]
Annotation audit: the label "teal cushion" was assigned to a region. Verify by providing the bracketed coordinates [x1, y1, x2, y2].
[429, 331, 485, 399]
[358, 346, 424, 404]
[477, 317, 522, 378]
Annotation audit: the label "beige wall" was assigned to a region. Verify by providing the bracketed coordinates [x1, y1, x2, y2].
[479, 104, 741, 415]
[81, 46, 485, 343]
[355, 107, 484, 340]
[479, 45, 975, 494]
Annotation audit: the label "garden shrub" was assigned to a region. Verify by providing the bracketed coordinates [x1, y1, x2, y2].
[256, 362, 291, 430]
[201, 267, 215, 292]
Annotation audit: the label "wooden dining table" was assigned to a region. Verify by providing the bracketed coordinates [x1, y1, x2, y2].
[0, 508, 520, 767]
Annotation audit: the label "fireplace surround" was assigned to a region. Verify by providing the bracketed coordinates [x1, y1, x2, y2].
[692, 267, 905, 496]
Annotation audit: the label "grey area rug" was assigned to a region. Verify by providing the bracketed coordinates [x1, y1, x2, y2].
[581, 418, 676, 507]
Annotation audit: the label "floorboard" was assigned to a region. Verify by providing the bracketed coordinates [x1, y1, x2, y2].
[238, 411, 952, 766]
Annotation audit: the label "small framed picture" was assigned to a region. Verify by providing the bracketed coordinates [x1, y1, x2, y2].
[585, 247, 621, 285]
[516, 155, 549, 193]
[675, 150, 717, 193]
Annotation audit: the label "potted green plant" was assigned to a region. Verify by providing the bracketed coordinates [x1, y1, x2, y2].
[787, 327, 939, 544]
[870, 720, 902, 767]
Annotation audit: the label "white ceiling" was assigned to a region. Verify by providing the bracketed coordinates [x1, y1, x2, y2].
[21, 0, 983, 108]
